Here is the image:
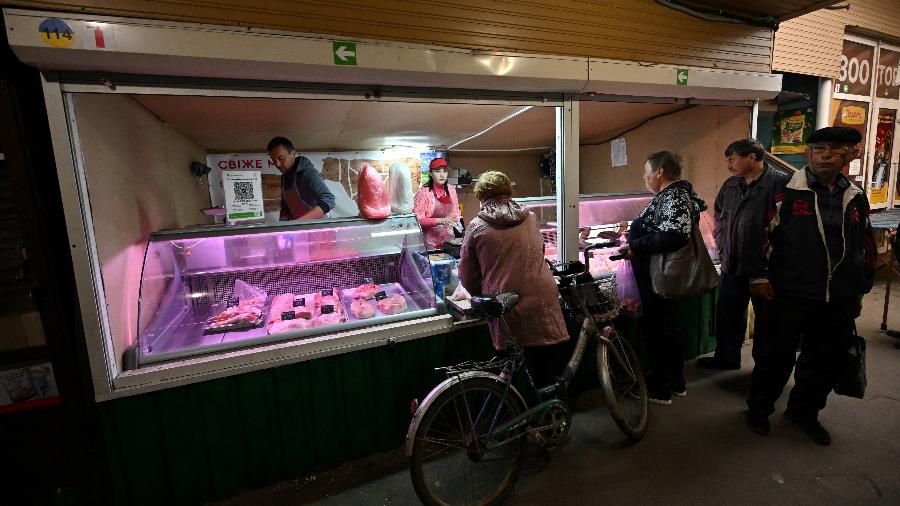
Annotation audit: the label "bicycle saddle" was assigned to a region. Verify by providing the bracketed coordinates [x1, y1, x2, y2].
[470, 292, 520, 317]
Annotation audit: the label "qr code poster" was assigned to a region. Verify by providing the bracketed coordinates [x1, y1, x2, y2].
[223, 170, 264, 222]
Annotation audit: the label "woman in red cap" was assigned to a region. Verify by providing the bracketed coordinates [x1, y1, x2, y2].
[413, 158, 461, 250]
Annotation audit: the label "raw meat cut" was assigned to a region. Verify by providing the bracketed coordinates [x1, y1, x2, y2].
[269, 318, 310, 334]
[207, 303, 263, 328]
[310, 313, 345, 327]
[314, 289, 343, 315]
[267, 293, 314, 333]
[268, 293, 294, 323]
[350, 299, 376, 319]
[357, 162, 391, 219]
[377, 293, 408, 315]
[351, 283, 379, 299]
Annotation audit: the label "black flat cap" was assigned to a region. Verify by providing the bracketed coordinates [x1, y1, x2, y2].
[807, 127, 862, 144]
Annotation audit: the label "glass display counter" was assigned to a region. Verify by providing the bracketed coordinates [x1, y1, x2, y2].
[519, 192, 719, 277]
[130, 215, 437, 368]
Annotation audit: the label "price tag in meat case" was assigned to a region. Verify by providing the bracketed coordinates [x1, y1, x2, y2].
[374, 291, 388, 301]
[223, 170, 264, 223]
[281, 311, 296, 321]
[321, 305, 335, 314]
[293, 297, 305, 307]
[321, 288, 334, 297]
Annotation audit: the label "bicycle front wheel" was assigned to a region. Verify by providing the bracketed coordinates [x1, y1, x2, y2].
[409, 377, 527, 506]
[598, 329, 648, 440]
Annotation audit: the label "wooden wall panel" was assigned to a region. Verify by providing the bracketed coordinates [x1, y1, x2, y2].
[73, 94, 209, 372]
[448, 153, 544, 225]
[579, 105, 751, 213]
[3, 0, 774, 72]
[774, 0, 900, 78]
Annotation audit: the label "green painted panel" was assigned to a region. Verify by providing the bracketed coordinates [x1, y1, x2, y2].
[113, 394, 169, 505]
[272, 364, 312, 476]
[156, 387, 210, 505]
[308, 353, 347, 470]
[98, 301, 713, 506]
[236, 370, 282, 488]
[196, 378, 246, 501]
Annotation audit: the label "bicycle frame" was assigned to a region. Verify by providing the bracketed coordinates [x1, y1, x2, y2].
[407, 254, 636, 455]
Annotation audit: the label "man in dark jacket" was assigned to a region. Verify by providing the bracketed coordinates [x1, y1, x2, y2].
[745, 127, 876, 445]
[267, 136, 335, 220]
[699, 139, 791, 370]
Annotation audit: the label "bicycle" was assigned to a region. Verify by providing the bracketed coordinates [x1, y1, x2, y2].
[406, 244, 648, 505]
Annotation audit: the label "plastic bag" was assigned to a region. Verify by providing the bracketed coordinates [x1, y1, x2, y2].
[616, 259, 642, 315]
[357, 162, 391, 219]
[388, 162, 414, 214]
[232, 279, 267, 308]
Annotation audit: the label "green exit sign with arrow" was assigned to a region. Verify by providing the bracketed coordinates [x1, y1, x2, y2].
[676, 69, 689, 86]
[333, 41, 357, 65]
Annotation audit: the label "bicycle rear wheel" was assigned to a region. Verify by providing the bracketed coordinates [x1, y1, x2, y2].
[598, 328, 648, 440]
[409, 377, 527, 506]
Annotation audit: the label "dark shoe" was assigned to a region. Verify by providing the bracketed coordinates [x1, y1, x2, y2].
[746, 411, 770, 436]
[648, 389, 672, 405]
[894, 342, 900, 350]
[697, 357, 741, 370]
[785, 410, 831, 446]
[671, 378, 687, 397]
[885, 329, 900, 339]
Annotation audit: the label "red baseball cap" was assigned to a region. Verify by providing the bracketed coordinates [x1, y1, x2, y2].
[429, 158, 449, 170]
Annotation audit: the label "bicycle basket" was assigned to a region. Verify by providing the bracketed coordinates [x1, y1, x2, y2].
[576, 276, 620, 322]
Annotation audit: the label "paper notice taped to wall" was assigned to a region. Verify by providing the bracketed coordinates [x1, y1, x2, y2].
[611, 138, 628, 167]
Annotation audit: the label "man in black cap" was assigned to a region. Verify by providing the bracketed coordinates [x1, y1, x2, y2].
[744, 127, 876, 445]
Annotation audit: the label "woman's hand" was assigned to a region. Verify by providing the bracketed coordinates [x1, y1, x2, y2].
[617, 244, 634, 259]
[439, 216, 456, 227]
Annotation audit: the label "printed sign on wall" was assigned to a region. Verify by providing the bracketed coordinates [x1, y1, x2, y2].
[836, 40, 876, 96]
[830, 99, 869, 175]
[875, 48, 900, 100]
[869, 110, 896, 206]
[771, 108, 813, 155]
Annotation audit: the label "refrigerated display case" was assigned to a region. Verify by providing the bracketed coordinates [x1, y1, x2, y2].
[129, 215, 438, 368]
[519, 192, 719, 277]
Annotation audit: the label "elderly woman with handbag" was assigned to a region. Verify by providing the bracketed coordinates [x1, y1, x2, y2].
[617, 151, 716, 405]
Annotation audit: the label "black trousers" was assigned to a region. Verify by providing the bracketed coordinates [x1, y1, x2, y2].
[747, 296, 854, 419]
[641, 292, 685, 392]
[523, 339, 572, 389]
[714, 272, 771, 365]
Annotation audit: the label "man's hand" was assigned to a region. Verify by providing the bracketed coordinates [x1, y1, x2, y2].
[750, 282, 775, 301]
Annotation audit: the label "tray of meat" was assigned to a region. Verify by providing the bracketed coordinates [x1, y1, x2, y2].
[344, 282, 380, 300]
[204, 298, 267, 333]
[349, 299, 377, 319]
[205, 279, 269, 333]
[268, 289, 347, 335]
[267, 293, 315, 333]
[376, 293, 408, 315]
[340, 282, 414, 320]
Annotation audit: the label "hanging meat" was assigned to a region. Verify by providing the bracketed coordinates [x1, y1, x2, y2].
[357, 162, 391, 219]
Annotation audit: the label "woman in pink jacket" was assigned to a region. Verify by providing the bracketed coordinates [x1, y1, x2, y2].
[458, 171, 570, 388]
[413, 158, 461, 250]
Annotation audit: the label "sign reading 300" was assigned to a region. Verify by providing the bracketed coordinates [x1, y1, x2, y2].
[837, 40, 875, 97]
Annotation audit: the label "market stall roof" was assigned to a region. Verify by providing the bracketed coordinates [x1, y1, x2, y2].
[132, 95, 689, 153]
[666, 0, 844, 21]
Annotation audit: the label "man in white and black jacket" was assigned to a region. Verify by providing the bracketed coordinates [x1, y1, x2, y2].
[699, 138, 791, 370]
[745, 127, 876, 445]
